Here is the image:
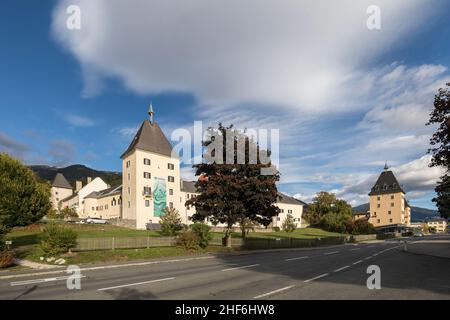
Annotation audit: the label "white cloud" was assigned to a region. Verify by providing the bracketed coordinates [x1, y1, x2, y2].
[63, 114, 97, 127]
[52, 0, 440, 111]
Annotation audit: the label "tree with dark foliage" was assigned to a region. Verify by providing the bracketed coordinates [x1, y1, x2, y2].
[186, 124, 280, 246]
[428, 83, 450, 219]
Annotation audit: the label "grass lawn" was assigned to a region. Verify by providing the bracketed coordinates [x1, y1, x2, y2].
[14, 244, 235, 265]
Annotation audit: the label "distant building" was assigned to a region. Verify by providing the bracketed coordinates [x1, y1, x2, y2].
[59, 177, 109, 216]
[368, 163, 411, 231]
[426, 218, 448, 233]
[50, 173, 73, 211]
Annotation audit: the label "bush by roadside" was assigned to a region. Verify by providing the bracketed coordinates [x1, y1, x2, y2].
[0, 250, 15, 268]
[40, 223, 77, 257]
[190, 223, 212, 249]
[176, 230, 199, 250]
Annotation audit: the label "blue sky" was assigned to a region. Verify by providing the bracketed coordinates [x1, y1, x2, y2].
[1, 1, 450, 209]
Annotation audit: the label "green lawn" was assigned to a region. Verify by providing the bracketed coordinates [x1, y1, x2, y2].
[14, 244, 235, 265]
[7, 224, 343, 248]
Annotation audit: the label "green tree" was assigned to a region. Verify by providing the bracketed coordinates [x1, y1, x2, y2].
[0, 153, 51, 234]
[190, 223, 212, 249]
[281, 214, 297, 233]
[60, 207, 78, 219]
[186, 124, 280, 247]
[305, 192, 353, 233]
[40, 223, 78, 256]
[159, 207, 183, 236]
[239, 217, 256, 239]
[427, 83, 450, 219]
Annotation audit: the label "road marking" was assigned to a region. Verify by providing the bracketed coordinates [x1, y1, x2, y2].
[285, 256, 309, 261]
[0, 256, 215, 281]
[304, 273, 329, 283]
[97, 277, 174, 291]
[333, 265, 350, 273]
[254, 285, 295, 299]
[11, 275, 85, 287]
[364, 257, 371, 260]
[324, 251, 339, 255]
[353, 260, 363, 265]
[350, 248, 360, 251]
[221, 264, 260, 272]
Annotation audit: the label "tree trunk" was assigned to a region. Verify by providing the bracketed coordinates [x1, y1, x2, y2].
[223, 227, 232, 248]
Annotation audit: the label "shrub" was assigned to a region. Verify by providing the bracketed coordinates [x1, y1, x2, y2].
[319, 212, 352, 233]
[190, 223, 212, 249]
[60, 207, 78, 219]
[160, 207, 184, 236]
[176, 230, 199, 250]
[281, 214, 297, 232]
[350, 219, 376, 235]
[0, 250, 15, 268]
[272, 226, 280, 232]
[40, 223, 77, 256]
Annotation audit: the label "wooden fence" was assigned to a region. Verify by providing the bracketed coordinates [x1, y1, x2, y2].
[73, 235, 345, 251]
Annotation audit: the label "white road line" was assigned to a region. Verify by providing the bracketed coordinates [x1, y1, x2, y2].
[97, 277, 174, 291]
[254, 285, 295, 299]
[285, 256, 309, 261]
[364, 257, 371, 260]
[221, 264, 260, 272]
[11, 275, 85, 287]
[352, 260, 363, 265]
[350, 248, 360, 251]
[324, 251, 339, 255]
[333, 265, 350, 273]
[304, 273, 329, 283]
[0, 256, 216, 281]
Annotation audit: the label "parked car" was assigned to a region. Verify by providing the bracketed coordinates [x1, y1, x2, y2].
[146, 223, 161, 231]
[86, 217, 108, 225]
[413, 232, 424, 237]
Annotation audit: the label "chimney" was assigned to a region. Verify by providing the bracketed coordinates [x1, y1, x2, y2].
[87, 177, 92, 184]
[76, 181, 83, 192]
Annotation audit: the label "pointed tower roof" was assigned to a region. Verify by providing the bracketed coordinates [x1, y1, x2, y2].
[52, 173, 72, 189]
[121, 120, 175, 159]
[369, 169, 405, 196]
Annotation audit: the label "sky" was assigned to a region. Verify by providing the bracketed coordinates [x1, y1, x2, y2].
[1, 1, 450, 209]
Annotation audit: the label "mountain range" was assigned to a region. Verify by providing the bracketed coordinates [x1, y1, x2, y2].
[30, 164, 122, 189]
[352, 203, 440, 223]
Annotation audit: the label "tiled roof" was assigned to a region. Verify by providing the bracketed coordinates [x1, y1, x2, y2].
[51, 173, 72, 189]
[369, 170, 405, 196]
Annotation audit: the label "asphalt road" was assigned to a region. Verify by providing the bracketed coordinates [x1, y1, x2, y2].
[0, 235, 449, 300]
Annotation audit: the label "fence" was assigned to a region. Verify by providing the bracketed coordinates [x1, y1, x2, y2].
[74, 235, 347, 251]
[74, 236, 176, 251]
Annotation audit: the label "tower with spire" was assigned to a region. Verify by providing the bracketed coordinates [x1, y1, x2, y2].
[120, 104, 182, 229]
[367, 163, 411, 231]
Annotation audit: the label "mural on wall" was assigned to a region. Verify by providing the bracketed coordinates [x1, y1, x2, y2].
[153, 177, 167, 217]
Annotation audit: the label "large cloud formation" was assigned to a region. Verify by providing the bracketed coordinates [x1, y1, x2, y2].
[52, 0, 437, 111]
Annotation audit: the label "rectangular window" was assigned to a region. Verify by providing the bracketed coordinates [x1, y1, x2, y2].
[389, 219, 393, 223]
[377, 204, 380, 208]
[126, 161, 131, 168]
[169, 202, 174, 209]
[144, 172, 151, 179]
[391, 203, 394, 207]
[377, 196, 380, 201]
[391, 195, 394, 199]
[168, 163, 175, 170]
[288, 210, 293, 214]
[280, 209, 284, 213]
[92, 207, 95, 211]
[277, 217, 281, 221]
[128, 187, 130, 194]
[144, 158, 151, 165]
[388, 211, 391, 215]
[128, 173, 130, 180]
[377, 219, 380, 223]
[168, 176, 175, 183]
[143, 186, 152, 195]
[145, 200, 150, 207]
[105, 205, 108, 210]
[169, 189, 173, 195]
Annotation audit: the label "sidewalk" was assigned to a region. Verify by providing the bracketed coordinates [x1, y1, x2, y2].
[406, 240, 450, 259]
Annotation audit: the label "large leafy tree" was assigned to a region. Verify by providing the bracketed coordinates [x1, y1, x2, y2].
[0, 153, 51, 236]
[304, 192, 353, 232]
[186, 124, 280, 245]
[427, 83, 450, 219]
